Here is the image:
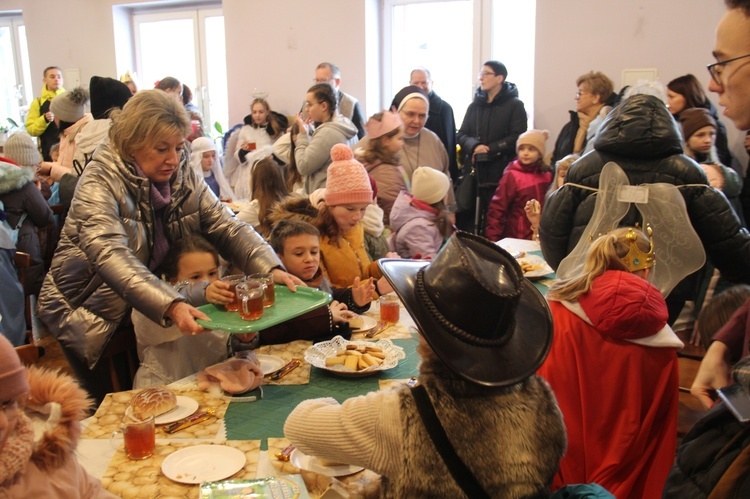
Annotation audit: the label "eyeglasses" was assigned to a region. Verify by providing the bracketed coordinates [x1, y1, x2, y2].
[575, 90, 589, 99]
[707, 53, 750, 85]
[313, 78, 335, 84]
[478, 71, 496, 78]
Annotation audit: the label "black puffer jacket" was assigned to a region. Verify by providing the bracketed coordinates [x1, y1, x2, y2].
[540, 94, 750, 284]
[662, 403, 750, 498]
[457, 82, 527, 186]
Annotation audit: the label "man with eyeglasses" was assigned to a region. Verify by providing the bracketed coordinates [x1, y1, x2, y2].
[304, 62, 366, 139]
[409, 68, 458, 183]
[689, 0, 750, 418]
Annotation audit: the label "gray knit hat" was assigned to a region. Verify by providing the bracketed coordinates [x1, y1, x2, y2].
[50, 87, 90, 123]
[4, 131, 41, 166]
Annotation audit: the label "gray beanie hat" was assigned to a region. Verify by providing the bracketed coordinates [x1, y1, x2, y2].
[4, 131, 41, 166]
[50, 87, 90, 123]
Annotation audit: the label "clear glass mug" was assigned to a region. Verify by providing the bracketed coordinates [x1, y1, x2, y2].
[221, 274, 246, 312]
[249, 272, 275, 307]
[236, 279, 265, 321]
[110, 414, 155, 460]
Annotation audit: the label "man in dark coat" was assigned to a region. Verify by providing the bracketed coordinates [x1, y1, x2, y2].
[409, 68, 458, 182]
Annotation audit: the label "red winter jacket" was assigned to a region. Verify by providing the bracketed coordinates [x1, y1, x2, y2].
[484, 159, 551, 241]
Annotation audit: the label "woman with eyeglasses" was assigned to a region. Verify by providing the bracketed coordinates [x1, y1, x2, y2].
[549, 71, 617, 168]
[667, 73, 735, 168]
[456, 60, 528, 233]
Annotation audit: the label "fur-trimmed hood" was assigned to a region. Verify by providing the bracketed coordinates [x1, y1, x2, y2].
[267, 194, 319, 229]
[0, 163, 34, 195]
[24, 366, 93, 470]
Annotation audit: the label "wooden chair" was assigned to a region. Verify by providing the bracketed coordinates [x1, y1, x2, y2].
[12, 251, 45, 363]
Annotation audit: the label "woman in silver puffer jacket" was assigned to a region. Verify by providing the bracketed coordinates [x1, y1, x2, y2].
[37, 90, 300, 400]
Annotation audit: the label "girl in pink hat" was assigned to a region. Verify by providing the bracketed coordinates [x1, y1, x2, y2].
[358, 110, 406, 224]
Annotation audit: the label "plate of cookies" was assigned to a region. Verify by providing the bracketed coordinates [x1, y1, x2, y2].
[516, 254, 554, 279]
[304, 335, 405, 377]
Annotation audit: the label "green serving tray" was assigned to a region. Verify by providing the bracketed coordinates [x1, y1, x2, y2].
[196, 285, 332, 333]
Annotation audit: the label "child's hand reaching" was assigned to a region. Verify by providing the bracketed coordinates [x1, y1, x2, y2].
[206, 280, 236, 305]
[330, 300, 355, 324]
[524, 199, 541, 232]
[352, 277, 375, 307]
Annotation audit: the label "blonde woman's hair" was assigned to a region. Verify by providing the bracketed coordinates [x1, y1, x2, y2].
[547, 227, 651, 302]
[109, 89, 192, 162]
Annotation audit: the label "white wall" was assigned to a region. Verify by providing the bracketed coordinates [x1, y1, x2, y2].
[3, 0, 746, 164]
[222, 0, 370, 124]
[535, 0, 747, 166]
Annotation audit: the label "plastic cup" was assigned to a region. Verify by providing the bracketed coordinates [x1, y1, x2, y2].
[379, 294, 400, 323]
[110, 414, 155, 460]
[221, 274, 245, 312]
[250, 272, 275, 307]
[237, 279, 265, 321]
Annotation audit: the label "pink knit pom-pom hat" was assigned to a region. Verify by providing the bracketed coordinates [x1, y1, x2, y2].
[324, 144, 373, 206]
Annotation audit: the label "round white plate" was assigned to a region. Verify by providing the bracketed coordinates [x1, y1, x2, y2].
[126, 395, 199, 425]
[517, 254, 554, 279]
[289, 448, 363, 477]
[350, 315, 377, 333]
[256, 354, 286, 376]
[161, 444, 246, 484]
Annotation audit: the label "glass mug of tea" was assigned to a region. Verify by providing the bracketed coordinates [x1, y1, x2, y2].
[379, 294, 400, 323]
[236, 279, 265, 321]
[110, 414, 155, 460]
[221, 274, 245, 312]
[249, 272, 275, 307]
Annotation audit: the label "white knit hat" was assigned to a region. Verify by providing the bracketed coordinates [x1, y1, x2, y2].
[50, 87, 89, 123]
[411, 167, 450, 205]
[3, 131, 41, 166]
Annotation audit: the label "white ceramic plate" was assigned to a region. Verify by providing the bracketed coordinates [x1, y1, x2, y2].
[289, 448, 363, 477]
[256, 354, 286, 376]
[304, 335, 406, 377]
[126, 395, 199, 425]
[161, 444, 246, 484]
[350, 315, 377, 333]
[517, 254, 554, 279]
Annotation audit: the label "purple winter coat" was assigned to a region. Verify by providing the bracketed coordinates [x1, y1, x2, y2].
[389, 191, 444, 259]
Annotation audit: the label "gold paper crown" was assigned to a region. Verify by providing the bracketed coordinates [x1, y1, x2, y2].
[620, 225, 655, 272]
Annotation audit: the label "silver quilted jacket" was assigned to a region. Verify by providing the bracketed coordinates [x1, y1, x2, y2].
[37, 141, 281, 368]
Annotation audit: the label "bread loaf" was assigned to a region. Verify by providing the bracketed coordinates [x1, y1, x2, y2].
[130, 387, 177, 420]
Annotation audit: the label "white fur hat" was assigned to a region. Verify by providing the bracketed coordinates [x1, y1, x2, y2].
[411, 167, 450, 205]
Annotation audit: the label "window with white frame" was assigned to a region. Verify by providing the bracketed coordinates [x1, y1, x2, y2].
[383, 0, 535, 127]
[0, 15, 32, 129]
[132, 7, 228, 141]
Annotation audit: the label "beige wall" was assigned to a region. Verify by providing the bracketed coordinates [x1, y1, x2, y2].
[535, 0, 746, 165]
[3, 0, 746, 164]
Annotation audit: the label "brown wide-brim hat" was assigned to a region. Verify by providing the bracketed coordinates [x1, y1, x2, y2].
[378, 231, 553, 387]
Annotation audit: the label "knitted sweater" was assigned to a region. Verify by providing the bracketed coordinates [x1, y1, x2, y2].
[285, 354, 566, 497]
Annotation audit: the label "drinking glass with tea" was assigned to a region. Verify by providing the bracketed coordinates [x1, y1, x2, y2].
[237, 279, 265, 321]
[249, 272, 275, 307]
[110, 414, 155, 460]
[221, 274, 245, 312]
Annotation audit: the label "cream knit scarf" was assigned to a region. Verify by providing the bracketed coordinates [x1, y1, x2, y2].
[0, 411, 34, 486]
[573, 104, 604, 154]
